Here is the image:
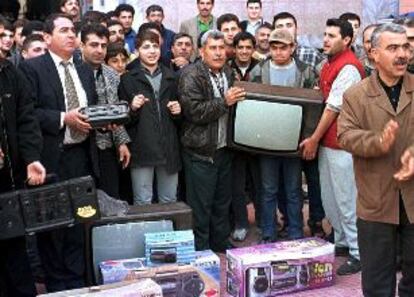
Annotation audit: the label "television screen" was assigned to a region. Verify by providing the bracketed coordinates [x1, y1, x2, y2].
[234, 100, 303, 151]
[228, 81, 323, 157]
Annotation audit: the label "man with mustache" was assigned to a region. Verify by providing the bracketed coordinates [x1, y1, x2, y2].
[300, 18, 365, 275]
[179, 30, 245, 252]
[80, 23, 131, 199]
[19, 13, 98, 291]
[338, 23, 414, 296]
[59, 0, 80, 23]
[107, 20, 125, 44]
[179, 0, 217, 58]
[170, 32, 194, 73]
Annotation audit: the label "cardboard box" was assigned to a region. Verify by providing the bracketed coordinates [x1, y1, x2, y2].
[37, 279, 162, 297]
[99, 258, 146, 284]
[99, 251, 221, 297]
[144, 230, 195, 266]
[226, 237, 335, 296]
[193, 250, 220, 284]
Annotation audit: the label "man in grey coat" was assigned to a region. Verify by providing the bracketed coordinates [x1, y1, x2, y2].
[179, 0, 217, 58]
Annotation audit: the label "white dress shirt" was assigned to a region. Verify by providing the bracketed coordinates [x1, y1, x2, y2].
[49, 51, 88, 144]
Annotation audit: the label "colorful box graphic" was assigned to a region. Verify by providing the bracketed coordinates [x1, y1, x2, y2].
[193, 250, 221, 284]
[100, 258, 146, 284]
[226, 237, 335, 296]
[99, 250, 221, 297]
[145, 230, 195, 266]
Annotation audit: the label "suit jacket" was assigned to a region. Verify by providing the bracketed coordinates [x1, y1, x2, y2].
[19, 52, 99, 177]
[338, 72, 414, 224]
[179, 15, 217, 58]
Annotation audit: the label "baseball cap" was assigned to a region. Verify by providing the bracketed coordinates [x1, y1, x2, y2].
[268, 29, 294, 45]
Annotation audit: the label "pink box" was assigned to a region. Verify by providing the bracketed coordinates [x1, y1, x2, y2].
[226, 237, 335, 296]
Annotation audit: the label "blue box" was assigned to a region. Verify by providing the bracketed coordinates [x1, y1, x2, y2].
[144, 230, 195, 266]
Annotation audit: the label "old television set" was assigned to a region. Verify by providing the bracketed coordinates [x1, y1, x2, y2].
[227, 81, 324, 157]
[84, 202, 193, 285]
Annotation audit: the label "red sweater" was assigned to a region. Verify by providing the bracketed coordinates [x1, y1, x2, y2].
[319, 48, 365, 149]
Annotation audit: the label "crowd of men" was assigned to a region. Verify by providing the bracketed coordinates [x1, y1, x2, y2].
[0, 0, 414, 296]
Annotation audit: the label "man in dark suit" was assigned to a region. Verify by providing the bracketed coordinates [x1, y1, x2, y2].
[20, 13, 98, 292]
[0, 55, 46, 297]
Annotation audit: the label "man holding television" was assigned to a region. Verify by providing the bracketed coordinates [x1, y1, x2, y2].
[338, 23, 414, 296]
[272, 11, 326, 239]
[179, 30, 245, 252]
[249, 29, 317, 243]
[300, 19, 365, 275]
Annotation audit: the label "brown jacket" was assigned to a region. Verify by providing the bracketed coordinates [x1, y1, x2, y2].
[338, 72, 414, 224]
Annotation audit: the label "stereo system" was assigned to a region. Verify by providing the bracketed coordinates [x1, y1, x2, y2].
[155, 270, 205, 297]
[79, 102, 130, 128]
[246, 261, 312, 297]
[0, 176, 100, 240]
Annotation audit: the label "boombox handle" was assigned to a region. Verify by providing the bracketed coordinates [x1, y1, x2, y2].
[24, 173, 59, 188]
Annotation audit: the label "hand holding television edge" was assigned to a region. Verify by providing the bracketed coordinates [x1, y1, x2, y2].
[227, 81, 324, 157]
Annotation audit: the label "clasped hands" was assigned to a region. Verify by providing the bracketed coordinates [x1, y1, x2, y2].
[131, 94, 181, 115]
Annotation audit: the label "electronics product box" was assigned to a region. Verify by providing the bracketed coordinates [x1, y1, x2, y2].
[226, 237, 335, 297]
[100, 260, 220, 297]
[145, 230, 195, 266]
[37, 279, 162, 297]
[193, 250, 220, 285]
[100, 258, 147, 284]
[99, 250, 220, 295]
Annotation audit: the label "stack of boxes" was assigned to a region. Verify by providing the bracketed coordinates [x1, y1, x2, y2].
[98, 230, 220, 297]
[41, 229, 337, 297]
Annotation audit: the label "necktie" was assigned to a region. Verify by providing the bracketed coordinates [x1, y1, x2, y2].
[61, 61, 86, 143]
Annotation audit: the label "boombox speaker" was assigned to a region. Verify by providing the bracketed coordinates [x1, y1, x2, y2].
[0, 191, 25, 239]
[0, 175, 100, 240]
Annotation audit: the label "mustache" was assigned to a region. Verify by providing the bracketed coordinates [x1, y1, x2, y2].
[394, 58, 408, 66]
